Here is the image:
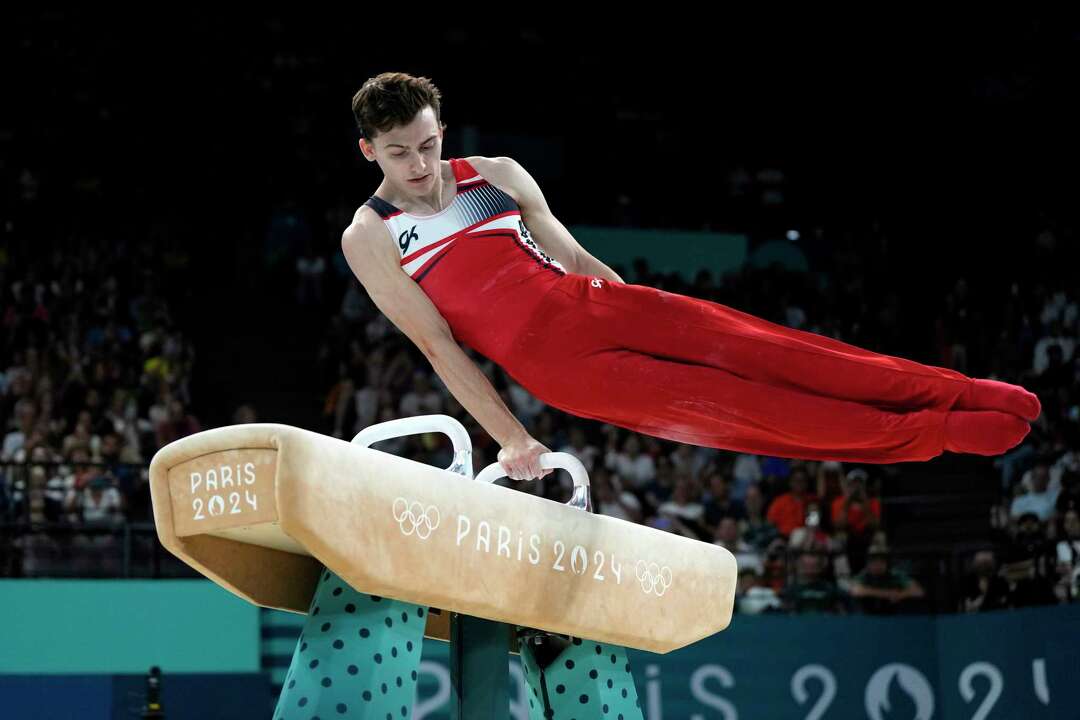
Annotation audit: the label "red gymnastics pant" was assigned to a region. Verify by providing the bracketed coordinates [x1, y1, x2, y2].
[508, 272, 977, 464]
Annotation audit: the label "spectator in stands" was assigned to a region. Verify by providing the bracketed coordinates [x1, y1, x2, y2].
[68, 474, 123, 526]
[398, 370, 443, 417]
[783, 549, 845, 614]
[831, 468, 881, 537]
[760, 537, 790, 595]
[849, 544, 925, 615]
[605, 433, 656, 491]
[701, 470, 746, 532]
[656, 475, 708, 540]
[1, 398, 35, 461]
[1032, 320, 1075, 375]
[295, 238, 326, 309]
[730, 452, 761, 503]
[1001, 512, 1057, 607]
[737, 567, 782, 614]
[670, 443, 711, 479]
[741, 483, 780, 551]
[789, 500, 830, 552]
[556, 424, 600, 473]
[1010, 462, 1059, 521]
[504, 371, 545, 428]
[592, 466, 642, 523]
[713, 516, 763, 574]
[815, 460, 844, 519]
[1035, 343, 1072, 396]
[766, 466, 816, 537]
[831, 467, 880, 569]
[960, 550, 1011, 612]
[1053, 509, 1080, 602]
[1056, 469, 1080, 517]
[640, 459, 677, 517]
[324, 360, 358, 439]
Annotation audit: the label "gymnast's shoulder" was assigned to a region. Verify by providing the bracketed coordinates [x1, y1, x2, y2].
[462, 155, 542, 208]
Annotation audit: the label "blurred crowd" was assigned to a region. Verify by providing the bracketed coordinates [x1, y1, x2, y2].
[0, 237, 203, 574]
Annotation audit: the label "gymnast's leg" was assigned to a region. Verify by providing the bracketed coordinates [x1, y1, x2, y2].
[555, 274, 1040, 420]
[518, 348, 1030, 463]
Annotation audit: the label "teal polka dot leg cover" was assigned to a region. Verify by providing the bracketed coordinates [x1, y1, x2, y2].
[518, 636, 643, 720]
[273, 569, 426, 720]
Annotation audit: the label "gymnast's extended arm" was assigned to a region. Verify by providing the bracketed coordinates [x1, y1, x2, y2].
[341, 210, 551, 481]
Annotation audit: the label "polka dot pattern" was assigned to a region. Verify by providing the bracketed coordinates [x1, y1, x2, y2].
[272, 568, 427, 719]
[516, 635, 643, 719]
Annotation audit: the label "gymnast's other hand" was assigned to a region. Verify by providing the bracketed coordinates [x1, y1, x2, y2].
[497, 434, 554, 482]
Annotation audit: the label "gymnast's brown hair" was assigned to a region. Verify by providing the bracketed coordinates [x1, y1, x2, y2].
[351, 72, 446, 141]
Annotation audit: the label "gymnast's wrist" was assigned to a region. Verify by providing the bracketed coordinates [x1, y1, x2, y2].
[494, 424, 531, 448]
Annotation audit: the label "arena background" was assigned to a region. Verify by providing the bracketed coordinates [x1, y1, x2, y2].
[2, 12, 1079, 719]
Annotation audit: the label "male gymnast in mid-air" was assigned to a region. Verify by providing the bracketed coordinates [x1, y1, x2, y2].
[340, 72, 1039, 483]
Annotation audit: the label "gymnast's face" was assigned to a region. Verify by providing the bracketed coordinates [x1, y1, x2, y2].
[359, 105, 445, 194]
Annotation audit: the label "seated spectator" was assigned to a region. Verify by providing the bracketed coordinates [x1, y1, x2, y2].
[1050, 447, 1079, 495]
[737, 567, 782, 614]
[1, 398, 35, 462]
[730, 452, 762, 503]
[831, 468, 881, 537]
[63, 411, 99, 459]
[1032, 320, 1075, 375]
[592, 467, 642, 524]
[1055, 469, 1080, 517]
[1000, 513, 1057, 607]
[503, 373, 544, 428]
[701, 470, 746, 531]
[152, 397, 200, 447]
[68, 474, 124, 526]
[849, 544, 925, 614]
[398, 371, 443, 417]
[1054, 509, 1080, 602]
[639, 457, 675, 512]
[712, 517, 763, 574]
[789, 500, 830, 551]
[815, 460, 844, 518]
[670, 443, 712, 479]
[960, 550, 1011, 612]
[556, 425, 600, 474]
[605, 434, 656, 491]
[783, 550, 844, 614]
[1019, 456, 1061, 501]
[741, 483, 781, 551]
[1010, 469, 1059, 522]
[766, 467, 817, 537]
[760, 537, 790, 594]
[656, 476, 708, 540]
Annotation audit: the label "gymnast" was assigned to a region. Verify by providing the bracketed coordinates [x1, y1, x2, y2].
[340, 72, 1040, 483]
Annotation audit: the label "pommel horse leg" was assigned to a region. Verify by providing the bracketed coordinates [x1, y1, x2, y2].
[517, 630, 643, 720]
[273, 570, 427, 719]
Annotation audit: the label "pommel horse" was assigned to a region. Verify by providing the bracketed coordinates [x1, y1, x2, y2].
[149, 415, 737, 718]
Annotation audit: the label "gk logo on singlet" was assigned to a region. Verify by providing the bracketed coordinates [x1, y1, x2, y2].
[399, 225, 418, 255]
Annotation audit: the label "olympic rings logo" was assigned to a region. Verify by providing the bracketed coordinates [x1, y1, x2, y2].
[392, 497, 440, 540]
[635, 560, 673, 597]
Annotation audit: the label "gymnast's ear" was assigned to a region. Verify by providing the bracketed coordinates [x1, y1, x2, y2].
[358, 138, 375, 161]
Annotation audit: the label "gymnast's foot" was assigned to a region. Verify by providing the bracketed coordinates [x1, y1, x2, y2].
[953, 379, 1042, 421]
[944, 410, 1031, 456]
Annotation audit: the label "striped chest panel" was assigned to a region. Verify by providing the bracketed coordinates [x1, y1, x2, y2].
[363, 162, 566, 283]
